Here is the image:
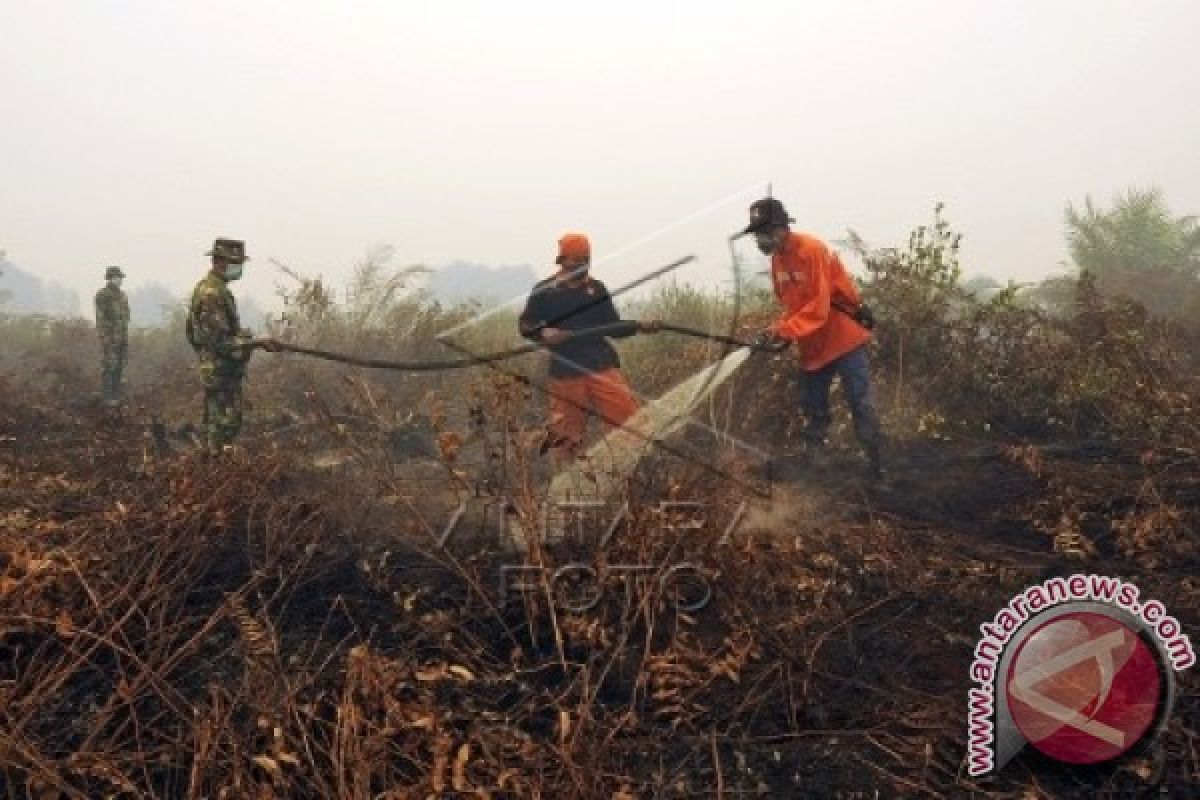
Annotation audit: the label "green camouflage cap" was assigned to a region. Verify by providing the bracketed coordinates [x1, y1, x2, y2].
[205, 238, 248, 264]
[105, 266, 125, 279]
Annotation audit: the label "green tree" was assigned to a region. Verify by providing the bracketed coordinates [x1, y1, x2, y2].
[1065, 188, 1199, 276]
[1061, 188, 1200, 318]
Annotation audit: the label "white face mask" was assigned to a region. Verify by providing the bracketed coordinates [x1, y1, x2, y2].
[562, 261, 590, 283]
[224, 263, 244, 281]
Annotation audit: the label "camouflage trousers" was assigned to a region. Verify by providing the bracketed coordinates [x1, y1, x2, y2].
[100, 339, 127, 406]
[199, 359, 245, 453]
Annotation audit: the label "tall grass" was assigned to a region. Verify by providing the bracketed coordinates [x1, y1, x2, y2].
[1, 220, 1195, 448]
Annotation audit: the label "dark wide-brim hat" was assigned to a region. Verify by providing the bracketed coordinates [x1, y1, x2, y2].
[205, 238, 248, 264]
[742, 197, 795, 235]
[104, 266, 125, 280]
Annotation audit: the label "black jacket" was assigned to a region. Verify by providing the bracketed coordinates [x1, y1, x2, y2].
[518, 275, 636, 378]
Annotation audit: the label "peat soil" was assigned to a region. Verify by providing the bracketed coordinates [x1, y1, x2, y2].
[0, 394, 1197, 799]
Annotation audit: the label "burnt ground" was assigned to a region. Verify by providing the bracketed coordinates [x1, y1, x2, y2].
[0, 393, 1197, 799]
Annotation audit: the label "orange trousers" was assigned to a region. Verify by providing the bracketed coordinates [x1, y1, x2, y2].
[546, 369, 639, 455]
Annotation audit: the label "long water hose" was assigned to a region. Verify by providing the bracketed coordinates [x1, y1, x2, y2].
[260, 321, 785, 372]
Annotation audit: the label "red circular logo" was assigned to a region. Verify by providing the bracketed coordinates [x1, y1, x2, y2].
[1005, 611, 1163, 765]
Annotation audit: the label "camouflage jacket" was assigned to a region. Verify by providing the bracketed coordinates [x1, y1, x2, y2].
[94, 285, 129, 341]
[187, 272, 250, 362]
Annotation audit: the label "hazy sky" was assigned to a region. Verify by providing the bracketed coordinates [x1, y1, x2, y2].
[3, 0, 1198, 312]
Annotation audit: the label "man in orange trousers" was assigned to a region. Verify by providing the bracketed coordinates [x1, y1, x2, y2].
[518, 233, 657, 462]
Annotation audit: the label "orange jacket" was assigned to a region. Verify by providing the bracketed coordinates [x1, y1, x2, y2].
[770, 231, 871, 371]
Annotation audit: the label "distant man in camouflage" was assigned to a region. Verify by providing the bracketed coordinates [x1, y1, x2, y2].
[95, 265, 130, 407]
[186, 238, 279, 453]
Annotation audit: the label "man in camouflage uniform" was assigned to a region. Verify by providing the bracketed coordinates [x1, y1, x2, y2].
[186, 238, 279, 453]
[95, 265, 130, 407]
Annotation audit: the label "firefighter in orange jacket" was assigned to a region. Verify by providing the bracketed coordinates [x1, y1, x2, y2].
[518, 233, 658, 462]
[746, 197, 885, 478]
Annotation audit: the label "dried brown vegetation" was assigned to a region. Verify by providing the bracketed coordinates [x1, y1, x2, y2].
[1, 217, 1198, 798]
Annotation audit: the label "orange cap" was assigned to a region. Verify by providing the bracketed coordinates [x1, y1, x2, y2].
[556, 233, 591, 265]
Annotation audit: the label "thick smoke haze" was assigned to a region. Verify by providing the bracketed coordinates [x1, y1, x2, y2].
[2, 1, 1198, 314]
